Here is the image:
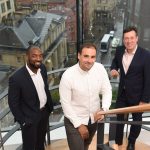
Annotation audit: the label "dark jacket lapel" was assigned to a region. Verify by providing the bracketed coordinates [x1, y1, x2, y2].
[22, 66, 38, 96]
[126, 47, 141, 75]
[119, 48, 126, 75]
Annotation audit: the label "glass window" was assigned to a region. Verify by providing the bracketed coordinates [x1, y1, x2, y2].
[7, 1, 11, 10]
[101, 0, 107, 4]
[143, 28, 150, 42]
[135, 0, 141, 16]
[1, 1, 150, 146]
[0, 55, 2, 61]
[16, 56, 22, 63]
[1, 3, 6, 13]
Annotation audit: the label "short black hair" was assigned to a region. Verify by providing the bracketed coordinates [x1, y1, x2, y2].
[26, 45, 41, 55]
[123, 26, 138, 36]
[78, 43, 97, 54]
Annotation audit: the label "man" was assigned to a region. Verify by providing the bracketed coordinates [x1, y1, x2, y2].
[110, 26, 150, 150]
[8, 45, 53, 150]
[59, 43, 112, 150]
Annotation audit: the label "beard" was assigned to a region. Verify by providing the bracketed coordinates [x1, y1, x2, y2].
[29, 61, 42, 69]
[85, 62, 94, 70]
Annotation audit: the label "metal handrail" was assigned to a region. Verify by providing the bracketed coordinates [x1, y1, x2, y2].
[0, 88, 8, 103]
[97, 113, 150, 149]
[0, 128, 4, 150]
[100, 120, 150, 125]
[2, 123, 20, 144]
[142, 125, 150, 131]
[0, 107, 10, 120]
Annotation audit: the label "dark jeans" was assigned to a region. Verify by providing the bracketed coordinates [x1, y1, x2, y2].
[115, 90, 142, 145]
[21, 107, 49, 150]
[64, 117, 97, 150]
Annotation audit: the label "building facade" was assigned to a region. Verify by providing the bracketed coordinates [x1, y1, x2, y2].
[124, 0, 150, 50]
[0, 10, 67, 71]
[0, 0, 15, 23]
[93, 0, 118, 39]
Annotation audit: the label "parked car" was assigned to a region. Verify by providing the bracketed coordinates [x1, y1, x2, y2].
[111, 37, 120, 48]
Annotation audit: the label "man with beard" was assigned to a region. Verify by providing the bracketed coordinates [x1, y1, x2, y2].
[8, 45, 53, 150]
[59, 43, 112, 150]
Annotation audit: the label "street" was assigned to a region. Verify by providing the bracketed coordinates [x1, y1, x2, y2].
[96, 19, 124, 65]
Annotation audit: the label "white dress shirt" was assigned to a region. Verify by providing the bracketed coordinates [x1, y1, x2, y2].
[59, 62, 112, 128]
[26, 64, 47, 108]
[122, 45, 137, 74]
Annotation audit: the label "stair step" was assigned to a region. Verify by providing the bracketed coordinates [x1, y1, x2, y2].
[2, 130, 150, 150]
[2, 144, 21, 150]
[45, 134, 150, 150]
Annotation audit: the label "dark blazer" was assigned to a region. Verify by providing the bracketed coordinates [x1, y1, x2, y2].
[111, 46, 150, 105]
[8, 64, 53, 125]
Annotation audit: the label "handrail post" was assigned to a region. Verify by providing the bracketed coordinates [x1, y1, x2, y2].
[0, 128, 4, 150]
[97, 119, 116, 150]
[97, 122, 104, 150]
[108, 115, 117, 147]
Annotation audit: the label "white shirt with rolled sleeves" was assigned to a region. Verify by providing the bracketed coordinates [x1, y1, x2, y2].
[59, 62, 112, 128]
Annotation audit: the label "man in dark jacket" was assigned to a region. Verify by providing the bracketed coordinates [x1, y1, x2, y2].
[110, 26, 150, 150]
[8, 45, 53, 150]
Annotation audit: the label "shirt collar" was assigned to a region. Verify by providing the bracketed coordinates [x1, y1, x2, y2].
[125, 45, 137, 55]
[26, 63, 41, 76]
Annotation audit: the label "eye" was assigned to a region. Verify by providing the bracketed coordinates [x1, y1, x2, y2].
[32, 55, 36, 58]
[83, 55, 89, 58]
[91, 56, 96, 59]
[39, 54, 43, 58]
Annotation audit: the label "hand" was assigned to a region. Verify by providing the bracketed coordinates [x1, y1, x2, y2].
[110, 69, 119, 78]
[139, 101, 147, 105]
[78, 124, 89, 140]
[94, 111, 105, 122]
[21, 122, 32, 128]
[20, 119, 32, 128]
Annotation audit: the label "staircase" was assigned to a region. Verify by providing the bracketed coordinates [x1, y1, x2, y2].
[1, 121, 150, 150]
[45, 133, 150, 150]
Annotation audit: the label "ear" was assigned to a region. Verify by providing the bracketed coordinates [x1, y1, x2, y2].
[25, 54, 28, 62]
[78, 52, 80, 60]
[137, 36, 139, 42]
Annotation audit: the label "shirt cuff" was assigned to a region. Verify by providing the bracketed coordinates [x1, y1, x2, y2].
[73, 120, 82, 128]
[90, 114, 95, 124]
[102, 108, 109, 111]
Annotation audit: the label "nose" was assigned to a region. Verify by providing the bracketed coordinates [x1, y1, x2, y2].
[36, 57, 42, 62]
[36, 56, 42, 61]
[128, 38, 132, 42]
[36, 57, 40, 61]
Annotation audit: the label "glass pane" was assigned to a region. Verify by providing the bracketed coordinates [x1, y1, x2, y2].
[1, 0, 150, 145]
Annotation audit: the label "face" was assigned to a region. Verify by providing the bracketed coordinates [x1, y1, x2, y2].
[27, 47, 43, 71]
[123, 30, 138, 52]
[78, 47, 96, 71]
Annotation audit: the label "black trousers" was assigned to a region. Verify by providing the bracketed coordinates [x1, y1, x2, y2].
[115, 90, 142, 145]
[64, 117, 97, 150]
[21, 107, 49, 150]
